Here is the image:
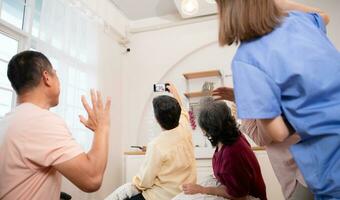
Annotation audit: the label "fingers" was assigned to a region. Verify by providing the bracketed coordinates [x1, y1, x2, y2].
[213, 87, 225, 92]
[90, 89, 97, 112]
[79, 115, 95, 131]
[213, 86, 233, 92]
[85, 89, 109, 112]
[182, 183, 192, 189]
[212, 91, 221, 96]
[182, 184, 193, 194]
[79, 115, 87, 125]
[81, 95, 92, 115]
[213, 96, 224, 101]
[212, 88, 227, 96]
[105, 96, 112, 111]
[166, 83, 174, 93]
[97, 91, 103, 109]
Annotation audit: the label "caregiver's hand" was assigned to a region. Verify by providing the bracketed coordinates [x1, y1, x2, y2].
[182, 183, 205, 195]
[212, 87, 235, 102]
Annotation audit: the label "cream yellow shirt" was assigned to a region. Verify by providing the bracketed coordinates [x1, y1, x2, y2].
[132, 111, 197, 200]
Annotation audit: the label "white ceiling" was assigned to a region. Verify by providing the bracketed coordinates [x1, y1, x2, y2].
[110, 0, 179, 20]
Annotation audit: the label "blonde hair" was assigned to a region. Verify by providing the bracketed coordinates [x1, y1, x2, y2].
[216, 0, 284, 46]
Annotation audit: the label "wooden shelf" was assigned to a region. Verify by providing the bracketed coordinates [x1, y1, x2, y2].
[183, 70, 222, 80]
[124, 151, 146, 155]
[184, 91, 212, 98]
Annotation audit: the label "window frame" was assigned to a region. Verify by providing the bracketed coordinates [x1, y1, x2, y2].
[0, 0, 28, 30]
[0, 0, 100, 151]
[0, 12, 29, 118]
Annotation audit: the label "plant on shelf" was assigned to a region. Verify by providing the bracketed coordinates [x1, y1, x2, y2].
[201, 81, 215, 95]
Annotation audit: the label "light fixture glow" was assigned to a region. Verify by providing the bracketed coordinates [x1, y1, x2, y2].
[206, 0, 216, 4]
[181, 0, 199, 15]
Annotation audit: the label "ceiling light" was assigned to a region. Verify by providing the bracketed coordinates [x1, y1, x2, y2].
[206, 0, 216, 4]
[181, 0, 199, 15]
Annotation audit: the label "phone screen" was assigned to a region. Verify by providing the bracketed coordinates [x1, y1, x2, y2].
[154, 84, 167, 92]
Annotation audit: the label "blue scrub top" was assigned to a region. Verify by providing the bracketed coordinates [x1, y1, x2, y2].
[232, 11, 340, 199]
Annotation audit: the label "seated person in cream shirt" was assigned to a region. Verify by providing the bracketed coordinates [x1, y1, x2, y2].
[107, 84, 197, 200]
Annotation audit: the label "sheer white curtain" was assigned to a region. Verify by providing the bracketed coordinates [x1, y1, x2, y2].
[33, 0, 101, 199]
[32, 0, 98, 152]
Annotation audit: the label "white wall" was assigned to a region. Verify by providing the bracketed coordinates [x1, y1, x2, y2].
[80, 0, 129, 40]
[296, 0, 340, 48]
[95, 29, 124, 199]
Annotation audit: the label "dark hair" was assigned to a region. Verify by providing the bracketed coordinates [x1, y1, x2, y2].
[7, 50, 53, 95]
[216, 0, 283, 46]
[198, 97, 240, 147]
[153, 95, 182, 130]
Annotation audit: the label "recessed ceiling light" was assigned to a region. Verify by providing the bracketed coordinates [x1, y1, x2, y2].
[181, 0, 199, 15]
[206, 0, 216, 4]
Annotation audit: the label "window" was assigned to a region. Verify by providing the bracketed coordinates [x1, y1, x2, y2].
[0, 0, 26, 29]
[0, 32, 18, 60]
[0, 0, 98, 151]
[0, 32, 19, 117]
[64, 67, 92, 151]
[31, 0, 42, 37]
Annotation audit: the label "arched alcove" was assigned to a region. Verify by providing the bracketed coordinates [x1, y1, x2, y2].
[136, 40, 237, 145]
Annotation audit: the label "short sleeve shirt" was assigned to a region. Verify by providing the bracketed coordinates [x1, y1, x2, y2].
[0, 103, 84, 200]
[232, 12, 340, 198]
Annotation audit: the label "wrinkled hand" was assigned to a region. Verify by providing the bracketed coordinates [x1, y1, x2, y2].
[182, 183, 205, 195]
[79, 89, 111, 132]
[212, 87, 235, 102]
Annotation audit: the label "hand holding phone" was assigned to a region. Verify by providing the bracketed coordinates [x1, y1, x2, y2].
[153, 83, 170, 92]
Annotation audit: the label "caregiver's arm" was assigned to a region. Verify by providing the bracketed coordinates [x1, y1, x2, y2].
[276, 0, 330, 25]
[240, 120, 273, 146]
[212, 87, 288, 143]
[212, 87, 276, 145]
[257, 116, 290, 143]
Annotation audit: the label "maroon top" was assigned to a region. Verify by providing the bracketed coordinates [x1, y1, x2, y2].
[212, 134, 267, 200]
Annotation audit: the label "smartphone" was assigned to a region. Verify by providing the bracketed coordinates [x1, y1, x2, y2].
[153, 83, 170, 92]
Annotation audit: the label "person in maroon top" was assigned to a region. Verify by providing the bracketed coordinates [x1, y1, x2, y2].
[182, 98, 267, 200]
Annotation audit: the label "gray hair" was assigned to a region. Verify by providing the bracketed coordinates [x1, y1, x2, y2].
[198, 97, 239, 146]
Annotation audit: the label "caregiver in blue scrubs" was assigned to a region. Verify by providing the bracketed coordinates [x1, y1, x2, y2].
[215, 0, 340, 199]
